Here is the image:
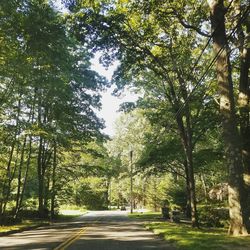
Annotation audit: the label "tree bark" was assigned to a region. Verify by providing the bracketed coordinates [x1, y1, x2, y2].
[15, 92, 36, 219]
[200, 174, 208, 202]
[184, 160, 192, 218]
[233, 1, 250, 220]
[175, 110, 198, 227]
[236, 3, 250, 177]
[15, 136, 33, 219]
[14, 136, 27, 219]
[207, 0, 250, 235]
[50, 142, 57, 219]
[0, 95, 22, 222]
[37, 136, 45, 217]
[168, 47, 199, 227]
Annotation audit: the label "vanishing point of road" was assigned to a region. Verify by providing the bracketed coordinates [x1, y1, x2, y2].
[0, 210, 175, 250]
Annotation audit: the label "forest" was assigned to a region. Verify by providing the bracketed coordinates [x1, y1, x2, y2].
[0, 0, 249, 239]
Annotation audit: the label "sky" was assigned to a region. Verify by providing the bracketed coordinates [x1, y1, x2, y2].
[53, 1, 138, 137]
[90, 53, 138, 137]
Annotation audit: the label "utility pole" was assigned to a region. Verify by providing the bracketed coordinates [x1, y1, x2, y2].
[130, 150, 133, 214]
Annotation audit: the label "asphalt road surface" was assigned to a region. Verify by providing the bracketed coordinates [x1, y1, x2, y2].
[0, 210, 175, 250]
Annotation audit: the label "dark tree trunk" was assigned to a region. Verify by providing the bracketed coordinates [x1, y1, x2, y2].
[239, 33, 250, 177]
[173, 82, 198, 227]
[175, 114, 198, 227]
[37, 136, 44, 218]
[184, 160, 192, 218]
[15, 93, 36, 219]
[14, 136, 27, 219]
[0, 140, 15, 222]
[0, 96, 22, 222]
[234, 1, 250, 220]
[239, 36, 250, 224]
[233, 0, 250, 178]
[50, 143, 57, 219]
[200, 174, 208, 202]
[207, 0, 250, 235]
[15, 136, 32, 219]
[186, 144, 198, 227]
[168, 48, 199, 227]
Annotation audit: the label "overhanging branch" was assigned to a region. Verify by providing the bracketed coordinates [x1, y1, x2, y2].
[173, 11, 211, 38]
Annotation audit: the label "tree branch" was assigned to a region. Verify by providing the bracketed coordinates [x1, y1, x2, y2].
[173, 11, 211, 38]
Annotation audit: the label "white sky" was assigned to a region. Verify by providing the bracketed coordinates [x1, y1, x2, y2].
[91, 53, 138, 137]
[53, 1, 138, 137]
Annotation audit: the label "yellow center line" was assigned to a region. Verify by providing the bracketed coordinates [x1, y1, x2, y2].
[58, 227, 86, 250]
[53, 219, 101, 250]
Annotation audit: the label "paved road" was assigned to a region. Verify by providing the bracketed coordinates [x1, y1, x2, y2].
[0, 211, 175, 250]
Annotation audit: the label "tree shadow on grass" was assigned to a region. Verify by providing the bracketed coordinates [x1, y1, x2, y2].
[147, 222, 250, 250]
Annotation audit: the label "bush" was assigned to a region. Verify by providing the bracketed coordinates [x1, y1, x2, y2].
[198, 205, 229, 227]
[1, 216, 22, 225]
[19, 209, 40, 218]
[23, 198, 38, 210]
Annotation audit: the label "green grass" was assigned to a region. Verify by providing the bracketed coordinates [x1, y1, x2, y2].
[130, 212, 250, 250]
[55, 212, 85, 221]
[0, 220, 49, 233]
[0, 213, 83, 233]
[58, 205, 87, 220]
[129, 211, 162, 220]
[0, 207, 86, 234]
[59, 204, 87, 212]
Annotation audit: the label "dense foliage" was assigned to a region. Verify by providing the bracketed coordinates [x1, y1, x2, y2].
[63, 0, 249, 235]
[0, 0, 249, 238]
[0, 0, 108, 221]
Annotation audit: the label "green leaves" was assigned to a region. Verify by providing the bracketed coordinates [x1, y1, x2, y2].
[0, 0, 109, 217]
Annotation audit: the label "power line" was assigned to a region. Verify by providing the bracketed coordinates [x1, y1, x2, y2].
[171, 0, 235, 105]
[171, 4, 250, 124]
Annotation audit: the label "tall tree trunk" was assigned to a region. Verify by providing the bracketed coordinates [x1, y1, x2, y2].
[173, 85, 199, 226]
[184, 160, 192, 218]
[50, 142, 57, 219]
[236, 2, 250, 176]
[207, 0, 250, 235]
[200, 174, 208, 202]
[0, 95, 22, 222]
[234, 1, 250, 220]
[153, 177, 157, 212]
[168, 48, 199, 227]
[42, 148, 52, 216]
[14, 136, 27, 219]
[239, 48, 250, 174]
[186, 143, 198, 227]
[0, 140, 16, 223]
[15, 92, 36, 219]
[174, 107, 198, 227]
[37, 136, 44, 217]
[44, 173, 50, 215]
[15, 136, 33, 219]
[2, 142, 20, 219]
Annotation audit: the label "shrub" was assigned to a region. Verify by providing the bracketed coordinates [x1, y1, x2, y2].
[198, 205, 229, 227]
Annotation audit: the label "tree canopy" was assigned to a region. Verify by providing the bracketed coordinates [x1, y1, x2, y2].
[0, 0, 249, 237]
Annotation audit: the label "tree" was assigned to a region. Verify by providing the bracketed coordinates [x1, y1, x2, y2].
[207, 0, 250, 235]
[0, 0, 107, 220]
[64, 0, 250, 233]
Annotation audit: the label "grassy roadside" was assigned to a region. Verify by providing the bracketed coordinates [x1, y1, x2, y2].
[129, 212, 250, 250]
[0, 219, 50, 234]
[0, 208, 87, 234]
[59, 205, 87, 218]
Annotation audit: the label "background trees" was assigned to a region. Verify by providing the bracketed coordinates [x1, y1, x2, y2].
[0, 0, 107, 221]
[1, 0, 249, 237]
[64, 0, 249, 235]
